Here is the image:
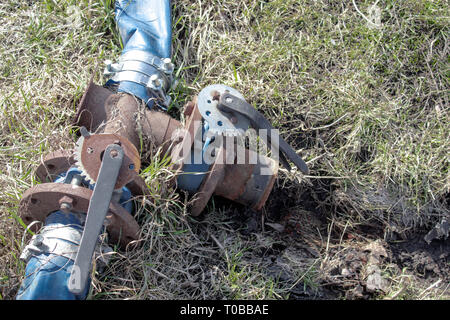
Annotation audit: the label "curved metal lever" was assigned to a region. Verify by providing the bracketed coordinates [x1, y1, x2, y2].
[218, 93, 309, 174]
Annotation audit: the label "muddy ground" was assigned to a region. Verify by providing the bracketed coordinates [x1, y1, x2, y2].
[220, 183, 449, 300]
[1, 0, 448, 301]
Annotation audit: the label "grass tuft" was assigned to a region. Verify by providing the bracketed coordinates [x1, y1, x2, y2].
[0, 0, 448, 299]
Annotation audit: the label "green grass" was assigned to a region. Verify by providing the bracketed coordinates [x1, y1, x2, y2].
[0, 0, 448, 300]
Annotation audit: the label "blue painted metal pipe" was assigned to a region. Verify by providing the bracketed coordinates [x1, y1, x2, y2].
[16, 211, 88, 300]
[16, 169, 133, 300]
[17, 0, 173, 300]
[17, 0, 211, 299]
[109, 0, 173, 108]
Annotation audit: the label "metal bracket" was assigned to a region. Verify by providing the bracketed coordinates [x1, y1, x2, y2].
[103, 50, 175, 109]
[196, 84, 250, 136]
[217, 92, 309, 174]
[68, 144, 124, 294]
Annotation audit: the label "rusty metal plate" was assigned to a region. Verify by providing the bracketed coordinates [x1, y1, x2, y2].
[77, 133, 141, 189]
[35, 149, 76, 183]
[248, 155, 279, 211]
[73, 78, 114, 132]
[125, 175, 152, 197]
[170, 103, 203, 173]
[168, 103, 203, 190]
[19, 183, 140, 249]
[190, 147, 225, 216]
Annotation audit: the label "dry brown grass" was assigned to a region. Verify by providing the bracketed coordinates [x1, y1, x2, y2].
[0, 0, 448, 300]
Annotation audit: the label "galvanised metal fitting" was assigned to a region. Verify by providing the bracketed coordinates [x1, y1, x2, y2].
[73, 80, 281, 216]
[161, 57, 174, 74]
[104, 50, 175, 109]
[148, 74, 163, 90]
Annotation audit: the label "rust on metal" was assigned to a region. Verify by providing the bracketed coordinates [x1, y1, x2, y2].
[170, 103, 203, 174]
[58, 195, 74, 213]
[190, 147, 225, 216]
[214, 163, 254, 201]
[250, 155, 279, 211]
[140, 108, 181, 156]
[74, 78, 114, 132]
[79, 133, 140, 189]
[72, 80, 279, 216]
[74, 83, 181, 157]
[35, 150, 76, 183]
[103, 93, 141, 148]
[19, 183, 140, 248]
[213, 141, 254, 201]
[125, 175, 153, 198]
[209, 144, 278, 211]
[183, 100, 195, 117]
[234, 154, 278, 210]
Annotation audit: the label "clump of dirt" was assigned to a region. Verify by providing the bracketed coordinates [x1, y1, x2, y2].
[318, 240, 391, 299]
[389, 236, 449, 283]
[256, 192, 450, 300]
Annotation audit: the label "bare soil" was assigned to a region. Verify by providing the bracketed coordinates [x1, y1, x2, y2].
[220, 182, 449, 300]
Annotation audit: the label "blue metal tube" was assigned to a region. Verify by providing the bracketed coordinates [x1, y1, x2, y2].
[116, 0, 171, 60]
[16, 211, 88, 300]
[16, 168, 134, 300]
[111, 0, 173, 108]
[17, 0, 210, 299]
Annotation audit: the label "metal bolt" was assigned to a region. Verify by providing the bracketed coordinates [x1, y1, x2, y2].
[71, 174, 82, 186]
[20, 248, 32, 262]
[33, 234, 44, 246]
[103, 60, 122, 77]
[109, 62, 122, 73]
[110, 149, 119, 158]
[103, 60, 114, 76]
[164, 95, 172, 107]
[162, 57, 174, 74]
[59, 196, 73, 213]
[148, 74, 162, 90]
[103, 214, 114, 227]
[60, 202, 72, 213]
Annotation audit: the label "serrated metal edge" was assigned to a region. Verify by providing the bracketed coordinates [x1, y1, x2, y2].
[208, 128, 246, 137]
[74, 135, 96, 184]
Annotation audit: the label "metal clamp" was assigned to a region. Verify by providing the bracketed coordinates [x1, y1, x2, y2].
[20, 224, 83, 263]
[103, 49, 175, 105]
